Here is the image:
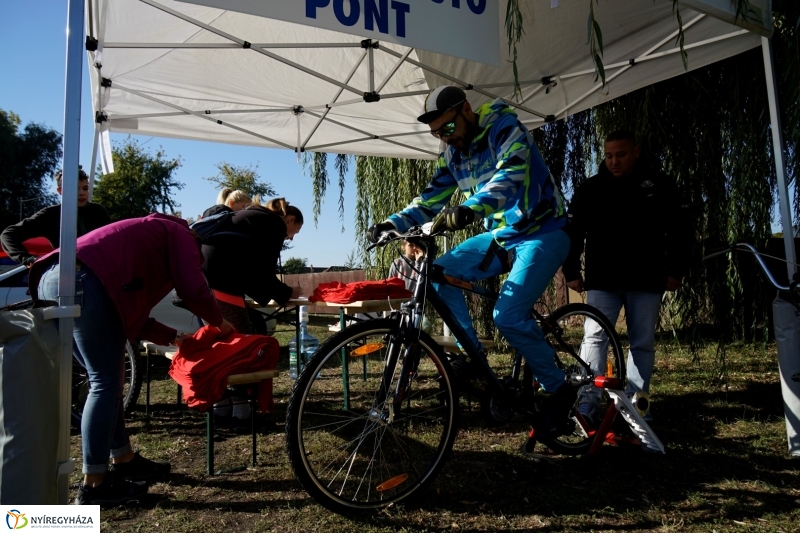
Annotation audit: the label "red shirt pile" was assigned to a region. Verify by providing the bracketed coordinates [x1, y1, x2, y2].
[168, 325, 280, 413]
[308, 277, 412, 304]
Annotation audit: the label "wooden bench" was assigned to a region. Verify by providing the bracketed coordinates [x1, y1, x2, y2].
[141, 341, 280, 475]
[430, 335, 494, 352]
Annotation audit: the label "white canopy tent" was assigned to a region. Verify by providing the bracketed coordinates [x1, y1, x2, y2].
[83, 0, 770, 161]
[52, 0, 793, 503]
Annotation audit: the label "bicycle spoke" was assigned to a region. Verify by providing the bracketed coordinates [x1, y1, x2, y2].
[287, 319, 458, 513]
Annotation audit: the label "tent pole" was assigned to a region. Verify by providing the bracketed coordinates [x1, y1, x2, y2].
[301, 50, 368, 150]
[762, 35, 800, 457]
[88, 126, 100, 199]
[56, 0, 84, 504]
[761, 36, 796, 277]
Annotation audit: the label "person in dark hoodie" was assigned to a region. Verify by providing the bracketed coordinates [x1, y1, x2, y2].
[201, 197, 303, 333]
[199, 188, 251, 219]
[1, 166, 111, 266]
[563, 129, 691, 425]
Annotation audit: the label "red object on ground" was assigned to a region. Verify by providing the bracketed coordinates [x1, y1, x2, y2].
[168, 325, 280, 413]
[308, 277, 412, 304]
[0, 237, 53, 260]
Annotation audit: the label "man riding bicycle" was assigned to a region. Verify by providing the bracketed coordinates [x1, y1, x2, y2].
[368, 85, 574, 438]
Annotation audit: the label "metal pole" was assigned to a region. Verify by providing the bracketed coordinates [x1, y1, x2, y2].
[761, 36, 796, 277]
[88, 127, 100, 199]
[56, 0, 85, 504]
[762, 35, 800, 457]
[443, 235, 451, 338]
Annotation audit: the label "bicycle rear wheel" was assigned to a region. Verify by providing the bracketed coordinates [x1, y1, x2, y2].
[71, 341, 142, 429]
[540, 303, 624, 455]
[285, 318, 459, 515]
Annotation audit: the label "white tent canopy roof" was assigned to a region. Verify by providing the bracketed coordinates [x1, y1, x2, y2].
[87, 0, 769, 160]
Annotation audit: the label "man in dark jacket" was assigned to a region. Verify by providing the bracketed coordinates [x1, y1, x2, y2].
[1, 167, 111, 266]
[563, 130, 690, 424]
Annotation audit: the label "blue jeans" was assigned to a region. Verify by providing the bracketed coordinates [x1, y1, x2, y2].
[39, 263, 131, 475]
[434, 229, 571, 392]
[579, 290, 663, 408]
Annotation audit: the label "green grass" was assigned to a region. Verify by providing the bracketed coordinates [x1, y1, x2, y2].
[76, 321, 800, 532]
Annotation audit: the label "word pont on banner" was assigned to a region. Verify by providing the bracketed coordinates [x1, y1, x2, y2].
[306, 0, 487, 38]
[307, 0, 413, 37]
[176, 0, 500, 65]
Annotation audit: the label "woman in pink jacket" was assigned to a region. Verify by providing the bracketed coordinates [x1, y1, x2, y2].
[31, 214, 234, 506]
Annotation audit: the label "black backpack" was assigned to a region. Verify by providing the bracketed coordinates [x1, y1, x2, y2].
[189, 211, 248, 244]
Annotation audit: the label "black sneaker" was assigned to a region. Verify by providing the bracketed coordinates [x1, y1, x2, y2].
[530, 383, 578, 440]
[108, 452, 171, 483]
[449, 352, 485, 385]
[75, 476, 148, 505]
[449, 354, 470, 385]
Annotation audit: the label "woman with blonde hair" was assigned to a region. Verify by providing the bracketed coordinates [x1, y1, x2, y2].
[201, 197, 304, 333]
[201, 188, 250, 218]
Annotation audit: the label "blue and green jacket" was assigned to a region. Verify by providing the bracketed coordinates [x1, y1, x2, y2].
[388, 99, 566, 248]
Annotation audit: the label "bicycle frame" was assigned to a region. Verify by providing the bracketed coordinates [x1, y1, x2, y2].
[380, 230, 593, 413]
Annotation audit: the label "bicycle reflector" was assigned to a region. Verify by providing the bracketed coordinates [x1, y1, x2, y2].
[594, 376, 623, 389]
[375, 473, 409, 492]
[350, 343, 384, 357]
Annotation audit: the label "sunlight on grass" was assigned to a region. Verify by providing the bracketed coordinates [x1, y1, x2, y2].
[74, 324, 800, 532]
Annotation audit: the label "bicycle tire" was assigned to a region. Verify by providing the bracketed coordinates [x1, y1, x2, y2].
[285, 318, 459, 515]
[71, 341, 142, 430]
[539, 303, 624, 456]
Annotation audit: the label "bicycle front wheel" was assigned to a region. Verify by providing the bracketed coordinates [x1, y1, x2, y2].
[541, 303, 624, 455]
[285, 318, 459, 515]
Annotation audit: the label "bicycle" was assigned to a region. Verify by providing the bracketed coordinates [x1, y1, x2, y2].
[285, 223, 626, 515]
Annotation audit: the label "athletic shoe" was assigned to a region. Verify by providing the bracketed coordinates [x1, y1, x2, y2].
[450, 351, 487, 380]
[108, 452, 171, 483]
[530, 383, 577, 440]
[75, 477, 148, 505]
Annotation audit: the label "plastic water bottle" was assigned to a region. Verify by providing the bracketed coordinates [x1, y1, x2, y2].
[289, 306, 319, 380]
[289, 336, 299, 380]
[299, 306, 319, 372]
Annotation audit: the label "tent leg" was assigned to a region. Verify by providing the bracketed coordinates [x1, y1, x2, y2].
[88, 127, 100, 199]
[761, 36, 796, 277]
[57, 0, 85, 504]
[762, 35, 800, 457]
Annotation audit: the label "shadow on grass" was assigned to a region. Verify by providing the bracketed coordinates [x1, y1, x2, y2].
[104, 348, 799, 531]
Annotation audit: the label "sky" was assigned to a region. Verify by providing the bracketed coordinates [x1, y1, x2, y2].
[0, 1, 360, 268]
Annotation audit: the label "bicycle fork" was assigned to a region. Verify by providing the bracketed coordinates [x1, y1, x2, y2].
[369, 313, 422, 427]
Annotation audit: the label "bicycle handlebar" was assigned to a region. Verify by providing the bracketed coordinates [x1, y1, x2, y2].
[702, 242, 790, 291]
[366, 222, 443, 252]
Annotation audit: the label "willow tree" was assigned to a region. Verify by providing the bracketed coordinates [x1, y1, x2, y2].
[306, 0, 800, 344]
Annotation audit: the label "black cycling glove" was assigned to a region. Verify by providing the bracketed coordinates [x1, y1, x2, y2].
[431, 206, 476, 233]
[367, 221, 395, 244]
